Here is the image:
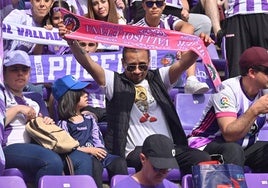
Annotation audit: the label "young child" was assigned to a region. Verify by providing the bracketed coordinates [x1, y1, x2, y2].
[43, 0, 72, 55]
[52, 75, 128, 187]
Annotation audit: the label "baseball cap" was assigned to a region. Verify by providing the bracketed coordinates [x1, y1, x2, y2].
[52, 75, 90, 101]
[3, 50, 31, 67]
[239, 47, 268, 69]
[142, 134, 179, 169]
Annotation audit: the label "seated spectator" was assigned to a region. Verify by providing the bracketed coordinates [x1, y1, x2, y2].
[3, 0, 53, 55]
[129, 0, 211, 35]
[188, 47, 268, 172]
[114, 134, 179, 188]
[133, 0, 210, 94]
[2, 50, 95, 187]
[52, 75, 128, 187]
[43, 0, 73, 55]
[47, 39, 106, 122]
[58, 21, 213, 175]
[78, 40, 98, 53]
[66, 0, 125, 18]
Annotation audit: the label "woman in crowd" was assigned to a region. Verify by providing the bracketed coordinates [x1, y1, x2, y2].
[2, 50, 94, 187]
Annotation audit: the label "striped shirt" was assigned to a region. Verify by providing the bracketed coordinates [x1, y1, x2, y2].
[188, 76, 266, 149]
[226, 0, 268, 18]
[133, 14, 182, 30]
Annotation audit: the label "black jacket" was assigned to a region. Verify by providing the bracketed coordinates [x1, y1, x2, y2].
[104, 69, 188, 157]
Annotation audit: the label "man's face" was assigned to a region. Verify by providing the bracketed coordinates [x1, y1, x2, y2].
[122, 49, 150, 84]
[142, 0, 166, 18]
[140, 153, 170, 185]
[78, 41, 98, 53]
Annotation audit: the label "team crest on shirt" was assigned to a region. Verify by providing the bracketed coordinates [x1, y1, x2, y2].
[219, 96, 230, 108]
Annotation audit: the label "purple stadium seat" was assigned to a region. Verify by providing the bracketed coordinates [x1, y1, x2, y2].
[258, 122, 268, 141]
[102, 167, 136, 182]
[110, 175, 129, 188]
[175, 62, 216, 93]
[245, 173, 268, 188]
[174, 93, 211, 135]
[38, 175, 97, 188]
[0, 176, 27, 188]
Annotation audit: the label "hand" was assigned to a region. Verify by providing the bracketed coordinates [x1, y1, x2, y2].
[44, 24, 53, 30]
[251, 94, 268, 115]
[199, 32, 215, 47]
[78, 147, 107, 160]
[115, 0, 125, 9]
[181, 9, 189, 22]
[42, 116, 55, 125]
[58, 23, 74, 45]
[20, 105, 36, 121]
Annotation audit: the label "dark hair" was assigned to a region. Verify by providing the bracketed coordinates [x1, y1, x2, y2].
[240, 66, 249, 76]
[48, 1, 71, 26]
[57, 89, 85, 120]
[122, 47, 150, 61]
[86, 0, 119, 23]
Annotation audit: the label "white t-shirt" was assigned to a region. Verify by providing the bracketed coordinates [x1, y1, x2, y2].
[4, 90, 40, 145]
[104, 66, 174, 157]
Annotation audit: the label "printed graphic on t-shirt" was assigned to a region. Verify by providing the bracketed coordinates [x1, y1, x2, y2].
[135, 85, 157, 123]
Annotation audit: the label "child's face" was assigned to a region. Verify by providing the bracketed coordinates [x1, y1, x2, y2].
[77, 92, 89, 109]
[52, 11, 63, 28]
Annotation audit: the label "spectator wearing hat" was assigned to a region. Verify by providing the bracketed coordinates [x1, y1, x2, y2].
[52, 75, 128, 188]
[187, 46, 268, 172]
[3, 50, 94, 187]
[114, 134, 178, 188]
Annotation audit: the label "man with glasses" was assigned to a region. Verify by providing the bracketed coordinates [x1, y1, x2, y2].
[58, 21, 214, 175]
[133, 0, 210, 94]
[114, 134, 179, 188]
[188, 46, 268, 173]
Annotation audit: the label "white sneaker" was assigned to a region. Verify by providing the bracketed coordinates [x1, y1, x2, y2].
[184, 77, 209, 94]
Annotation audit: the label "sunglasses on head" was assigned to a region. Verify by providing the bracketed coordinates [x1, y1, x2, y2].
[126, 64, 148, 72]
[145, 0, 164, 8]
[78, 42, 96, 47]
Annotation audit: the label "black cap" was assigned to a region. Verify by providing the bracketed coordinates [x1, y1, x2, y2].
[142, 134, 179, 169]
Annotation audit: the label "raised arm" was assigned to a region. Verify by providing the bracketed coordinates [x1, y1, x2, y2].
[58, 23, 106, 86]
[168, 33, 213, 84]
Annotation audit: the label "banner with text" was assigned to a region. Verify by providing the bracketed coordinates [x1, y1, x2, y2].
[28, 50, 213, 90]
[60, 8, 222, 91]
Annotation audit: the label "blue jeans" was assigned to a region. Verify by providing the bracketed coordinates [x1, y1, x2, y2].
[67, 150, 93, 175]
[3, 144, 94, 186]
[3, 143, 63, 186]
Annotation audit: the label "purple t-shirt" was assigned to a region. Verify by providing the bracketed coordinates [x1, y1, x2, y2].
[114, 175, 178, 188]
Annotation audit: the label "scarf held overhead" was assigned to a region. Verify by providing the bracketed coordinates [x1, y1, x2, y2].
[59, 8, 222, 91]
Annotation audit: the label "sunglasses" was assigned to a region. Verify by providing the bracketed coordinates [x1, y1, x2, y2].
[126, 64, 148, 72]
[145, 1, 164, 8]
[78, 42, 97, 47]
